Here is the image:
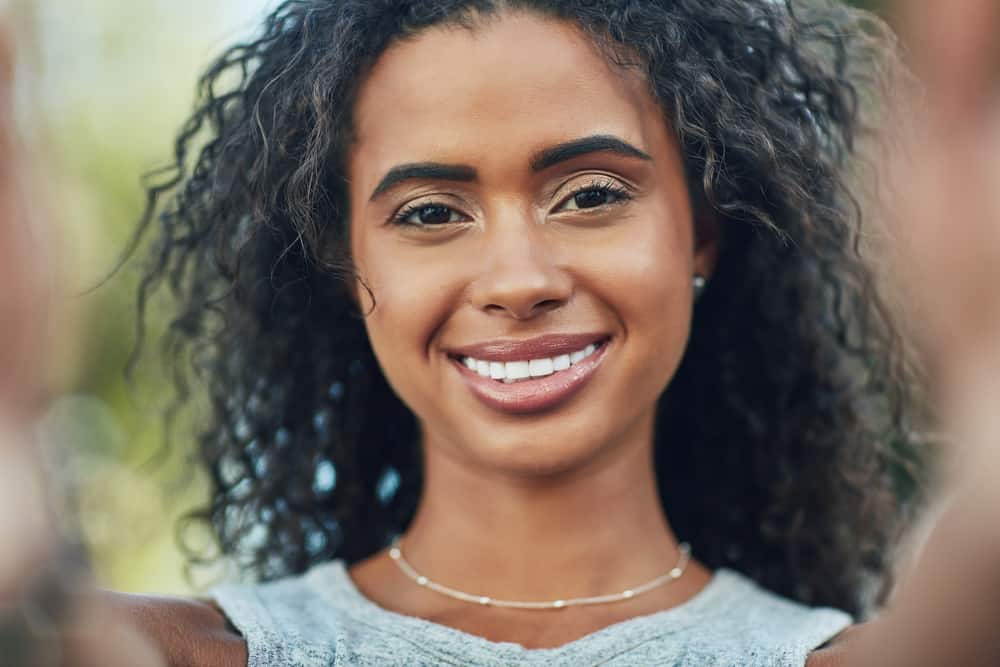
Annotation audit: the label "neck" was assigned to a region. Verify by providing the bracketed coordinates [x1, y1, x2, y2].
[400, 410, 685, 602]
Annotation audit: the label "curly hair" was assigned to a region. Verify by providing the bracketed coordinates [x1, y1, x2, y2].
[130, 0, 927, 617]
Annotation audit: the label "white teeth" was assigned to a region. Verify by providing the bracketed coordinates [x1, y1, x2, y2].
[460, 341, 604, 383]
[528, 358, 554, 378]
[504, 360, 531, 381]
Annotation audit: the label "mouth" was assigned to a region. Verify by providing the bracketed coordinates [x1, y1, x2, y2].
[454, 338, 607, 383]
[446, 335, 612, 414]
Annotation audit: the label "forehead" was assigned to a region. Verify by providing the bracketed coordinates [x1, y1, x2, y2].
[349, 11, 665, 175]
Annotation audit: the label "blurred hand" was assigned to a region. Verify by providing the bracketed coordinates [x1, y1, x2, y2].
[886, 0, 1000, 389]
[0, 17, 46, 423]
[844, 1, 1000, 666]
[0, 5, 53, 599]
[885, 0, 1000, 491]
[0, 18, 164, 667]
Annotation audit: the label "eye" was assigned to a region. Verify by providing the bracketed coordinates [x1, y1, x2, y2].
[556, 180, 633, 212]
[391, 202, 466, 227]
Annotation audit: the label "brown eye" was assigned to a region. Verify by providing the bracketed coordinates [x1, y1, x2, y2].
[413, 205, 453, 224]
[393, 203, 463, 226]
[573, 188, 613, 209]
[557, 181, 633, 212]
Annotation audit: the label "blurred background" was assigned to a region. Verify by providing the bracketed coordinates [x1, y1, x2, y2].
[1, 0, 886, 595]
[3, 0, 275, 594]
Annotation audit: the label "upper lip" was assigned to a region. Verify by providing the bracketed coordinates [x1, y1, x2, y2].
[446, 333, 610, 362]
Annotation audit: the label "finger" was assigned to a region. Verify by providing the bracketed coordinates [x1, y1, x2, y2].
[0, 19, 48, 421]
[899, 0, 1000, 124]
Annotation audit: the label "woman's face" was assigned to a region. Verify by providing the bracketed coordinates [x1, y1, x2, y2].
[348, 12, 716, 475]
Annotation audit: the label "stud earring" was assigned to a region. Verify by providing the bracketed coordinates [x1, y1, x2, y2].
[693, 274, 707, 300]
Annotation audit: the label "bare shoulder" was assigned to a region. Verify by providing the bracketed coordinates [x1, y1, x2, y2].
[806, 622, 877, 667]
[102, 590, 248, 667]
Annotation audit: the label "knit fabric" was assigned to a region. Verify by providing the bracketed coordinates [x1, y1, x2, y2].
[211, 560, 851, 666]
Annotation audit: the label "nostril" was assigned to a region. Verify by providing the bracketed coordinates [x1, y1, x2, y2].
[483, 298, 562, 318]
[535, 298, 563, 313]
[473, 274, 573, 319]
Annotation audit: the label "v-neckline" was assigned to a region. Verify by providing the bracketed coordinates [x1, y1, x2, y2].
[309, 559, 732, 665]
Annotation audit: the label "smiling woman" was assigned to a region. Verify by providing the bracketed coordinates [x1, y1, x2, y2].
[349, 15, 711, 486]
[118, 0, 929, 665]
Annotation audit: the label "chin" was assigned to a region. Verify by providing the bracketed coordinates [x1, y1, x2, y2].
[449, 419, 623, 479]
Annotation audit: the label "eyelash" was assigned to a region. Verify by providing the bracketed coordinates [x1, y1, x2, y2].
[561, 178, 633, 212]
[388, 178, 634, 228]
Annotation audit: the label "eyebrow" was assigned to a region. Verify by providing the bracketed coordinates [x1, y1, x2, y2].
[368, 134, 651, 202]
[529, 135, 652, 172]
[369, 163, 477, 201]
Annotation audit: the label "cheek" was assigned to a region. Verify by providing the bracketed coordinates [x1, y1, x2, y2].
[580, 210, 694, 389]
[353, 236, 461, 403]
[585, 209, 693, 329]
[622, 230, 691, 333]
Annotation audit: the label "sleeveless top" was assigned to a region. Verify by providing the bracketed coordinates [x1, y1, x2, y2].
[211, 560, 852, 666]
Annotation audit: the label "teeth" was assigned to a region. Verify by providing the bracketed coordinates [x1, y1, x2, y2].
[460, 341, 602, 383]
[528, 358, 554, 378]
[504, 360, 531, 381]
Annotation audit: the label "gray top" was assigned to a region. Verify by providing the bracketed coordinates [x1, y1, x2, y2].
[211, 560, 851, 666]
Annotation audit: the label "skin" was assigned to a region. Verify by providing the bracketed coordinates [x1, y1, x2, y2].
[344, 11, 719, 649]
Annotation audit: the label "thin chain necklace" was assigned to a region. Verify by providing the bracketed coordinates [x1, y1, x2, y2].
[388, 536, 693, 610]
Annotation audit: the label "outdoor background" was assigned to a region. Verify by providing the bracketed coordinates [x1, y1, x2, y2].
[5, 0, 884, 595]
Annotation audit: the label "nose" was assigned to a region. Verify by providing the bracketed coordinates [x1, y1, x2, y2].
[468, 219, 573, 321]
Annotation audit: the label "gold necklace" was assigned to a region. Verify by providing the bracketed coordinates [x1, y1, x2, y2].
[388, 537, 692, 610]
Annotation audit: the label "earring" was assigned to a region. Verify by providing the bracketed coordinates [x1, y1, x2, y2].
[693, 274, 707, 301]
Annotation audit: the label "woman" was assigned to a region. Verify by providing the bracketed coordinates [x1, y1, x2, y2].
[5, 0, 1000, 665]
[126, 0, 915, 663]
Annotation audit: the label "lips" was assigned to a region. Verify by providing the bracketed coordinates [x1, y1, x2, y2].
[447, 333, 609, 362]
[446, 334, 612, 414]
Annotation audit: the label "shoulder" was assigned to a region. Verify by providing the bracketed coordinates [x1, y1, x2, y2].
[103, 590, 247, 667]
[709, 569, 853, 630]
[692, 569, 854, 663]
[806, 622, 876, 667]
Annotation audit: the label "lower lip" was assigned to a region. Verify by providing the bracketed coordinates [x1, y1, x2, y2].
[451, 341, 610, 415]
